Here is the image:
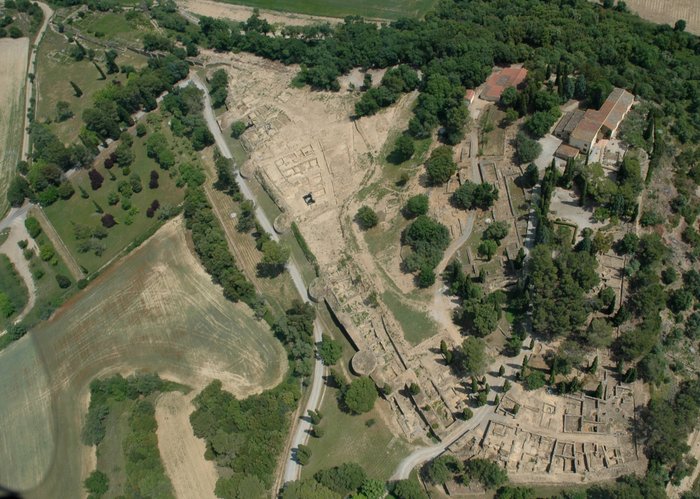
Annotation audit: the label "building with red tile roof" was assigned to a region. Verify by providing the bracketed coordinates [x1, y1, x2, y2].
[481, 65, 528, 102]
[565, 87, 634, 154]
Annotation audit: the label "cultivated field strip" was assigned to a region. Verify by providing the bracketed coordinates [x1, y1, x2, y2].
[0, 38, 29, 217]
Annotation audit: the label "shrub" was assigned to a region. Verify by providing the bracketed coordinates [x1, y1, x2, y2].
[356, 206, 378, 229]
[231, 120, 247, 138]
[136, 123, 147, 137]
[149, 170, 159, 189]
[24, 216, 42, 238]
[39, 243, 55, 262]
[55, 274, 72, 288]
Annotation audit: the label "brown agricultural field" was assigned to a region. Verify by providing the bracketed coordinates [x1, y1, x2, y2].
[0, 217, 287, 497]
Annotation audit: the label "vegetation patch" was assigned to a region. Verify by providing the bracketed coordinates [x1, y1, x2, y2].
[82, 374, 182, 498]
[0, 254, 28, 326]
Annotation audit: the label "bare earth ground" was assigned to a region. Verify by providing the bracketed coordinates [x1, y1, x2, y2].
[621, 0, 699, 34]
[156, 391, 218, 499]
[0, 217, 286, 497]
[178, 0, 342, 26]
[206, 51, 402, 271]
[0, 38, 29, 216]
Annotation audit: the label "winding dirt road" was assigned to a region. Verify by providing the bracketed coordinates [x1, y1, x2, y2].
[189, 75, 325, 486]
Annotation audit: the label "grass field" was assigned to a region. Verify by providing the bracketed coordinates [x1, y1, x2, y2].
[0, 38, 29, 217]
[0, 254, 29, 328]
[72, 10, 152, 43]
[301, 385, 412, 482]
[43, 115, 187, 274]
[0, 218, 287, 496]
[35, 29, 148, 145]
[382, 289, 436, 345]
[214, 0, 437, 19]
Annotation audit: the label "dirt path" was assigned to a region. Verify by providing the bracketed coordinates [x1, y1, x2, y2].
[155, 391, 218, 499]
[0, 214, 37, 323]
[667, 429, 700, 498]
[21, 2, 53, 161]
[31, 207, 83, 281]
[188, 74, 325, 487]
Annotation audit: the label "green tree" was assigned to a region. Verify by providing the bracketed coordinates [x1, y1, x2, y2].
[84, 470, 109, 498]
[258, 239, 290, 276]
[522, 163, 539, 188]
[464, 458, 508, 489]
[585, 318, 613, 348]
[7, 175, 30, 207]
[356, 206, 379, 229]
[391, 479, 427, 499]
[425, 455, 462, 485]
[500, 87, 518, 108]
[455, 337, 488, 376]
[231, 120, 247, 138]
[296, 444, 312, 465]
[404, 194, 429, 218]
[524, 370, 546, 390]
[483, 221, 509, 244]
[515, 132, 542, 163]
[314, 463, 367, 495]
[425, 146, 456, 185]
[282, 479, 337, 499]
[391, 135, 415, 163]
[478, 240, 498, 261]
[318, 335, 342, 366]
[343, 377, 378, 414]
[360, 478, 385, 499]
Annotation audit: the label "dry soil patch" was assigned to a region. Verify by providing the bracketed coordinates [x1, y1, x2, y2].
[156, 391, 218, 499]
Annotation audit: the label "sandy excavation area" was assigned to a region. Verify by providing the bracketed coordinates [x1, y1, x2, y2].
[0, 38, 29, 215]
[156, 391, 218, 499]
[207, 50, 412, 271]
[178, 0, 342, 27]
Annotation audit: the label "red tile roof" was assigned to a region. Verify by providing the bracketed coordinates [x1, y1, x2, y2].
[481, 66, 528, 101]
